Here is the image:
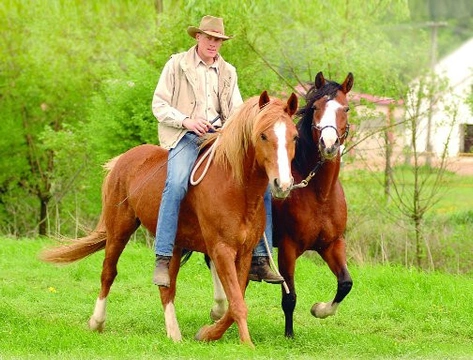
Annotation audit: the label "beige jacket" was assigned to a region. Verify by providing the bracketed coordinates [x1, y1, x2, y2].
[152, 45, 242, 149]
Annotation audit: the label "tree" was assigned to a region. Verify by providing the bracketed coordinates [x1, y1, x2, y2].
[391, 73, 456, 268]
[0, 1, 158, 235]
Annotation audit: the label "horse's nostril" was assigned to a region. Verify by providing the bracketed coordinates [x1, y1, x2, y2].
[274, 178, 280, 188]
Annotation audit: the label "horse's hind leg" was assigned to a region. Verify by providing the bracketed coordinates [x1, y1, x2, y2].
[89, 215, 138, 332]
[312, 237, 352, 318]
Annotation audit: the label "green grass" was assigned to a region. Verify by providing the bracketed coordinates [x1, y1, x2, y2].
[1, 238, 473, 359]
[341, 168, 473, 215]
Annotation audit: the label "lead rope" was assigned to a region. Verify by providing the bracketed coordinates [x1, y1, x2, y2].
[262, 232, 290, 294]
[290, 159, 325, 190]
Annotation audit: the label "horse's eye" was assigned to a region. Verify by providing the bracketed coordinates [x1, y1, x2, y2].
[260, 133, 267, 141]
[344, 106, 350, 113]
[312, 104, 318, 111]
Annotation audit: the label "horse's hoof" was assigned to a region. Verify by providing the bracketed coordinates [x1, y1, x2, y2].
[311, 302, 326, 318]
[195, 325, 210, 341]
[88, 317, 105, 332]
[311, 302, 336, 319]
[241, 339, 255, 349]
[167, 332, 182, 342]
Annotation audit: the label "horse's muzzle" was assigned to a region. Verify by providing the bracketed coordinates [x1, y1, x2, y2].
[319, 141, 340, 161]
[271, 176, 294, 199]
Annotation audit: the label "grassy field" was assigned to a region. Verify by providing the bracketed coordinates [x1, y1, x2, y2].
[1, 238, 472, 359]
[339, 169, 473, 273]
[339, 167, 473, 217]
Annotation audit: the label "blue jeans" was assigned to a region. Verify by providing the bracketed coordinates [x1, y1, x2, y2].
[253, 189, 273, 257]
[154, 132, 273, 257]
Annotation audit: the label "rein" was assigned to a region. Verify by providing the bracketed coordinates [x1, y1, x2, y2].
[190, 136, 220, 185]
[189, 114, 224, 185]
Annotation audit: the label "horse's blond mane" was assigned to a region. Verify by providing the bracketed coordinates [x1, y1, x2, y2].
[201, 95, 289, 184]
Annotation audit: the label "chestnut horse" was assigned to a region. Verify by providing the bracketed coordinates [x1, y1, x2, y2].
[40, 91, 299, 347]
[209, 72, 354, 338]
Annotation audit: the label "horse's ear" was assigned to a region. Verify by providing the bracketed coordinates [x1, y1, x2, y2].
[341, 72, 354, 94]
[259, 90, 271, 109]
[285, 92, 298, 117]
[315, 72, 325, 89]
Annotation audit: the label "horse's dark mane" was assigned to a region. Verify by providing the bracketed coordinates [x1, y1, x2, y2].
[294, 80, 342, 171]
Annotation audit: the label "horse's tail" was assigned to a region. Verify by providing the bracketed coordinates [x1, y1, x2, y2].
[39, 221, 107, 264]
[40, 156, 120, 264]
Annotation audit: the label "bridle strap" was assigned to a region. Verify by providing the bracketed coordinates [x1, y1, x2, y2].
[342, 123, 350, 139]
[311, 123, 350, 141]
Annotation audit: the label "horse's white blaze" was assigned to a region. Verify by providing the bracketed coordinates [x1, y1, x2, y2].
[89, 297, 107, 330]
[319, 100, 343, 149]
[164, 302, 182, 341]
[274, 121, 292, 189]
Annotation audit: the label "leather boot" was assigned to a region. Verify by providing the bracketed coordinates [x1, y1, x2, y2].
[153, 255, 171, 287]
[248, 256, 284, 284]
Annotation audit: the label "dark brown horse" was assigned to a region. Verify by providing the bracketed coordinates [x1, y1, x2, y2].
[40, 91, 299, 347]
[273, 72, 354, 338]
[208, 72, 354, 338]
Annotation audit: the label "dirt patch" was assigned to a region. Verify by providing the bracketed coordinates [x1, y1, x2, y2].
[447, 156, 473, 176]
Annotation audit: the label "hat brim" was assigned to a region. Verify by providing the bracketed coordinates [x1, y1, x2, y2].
[187, 26, 232, 41]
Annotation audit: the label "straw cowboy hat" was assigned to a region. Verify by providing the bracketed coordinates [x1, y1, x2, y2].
[187, 15, 232, 41]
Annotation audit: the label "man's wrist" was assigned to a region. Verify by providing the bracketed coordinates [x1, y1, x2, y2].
[181, 117, 191, 129]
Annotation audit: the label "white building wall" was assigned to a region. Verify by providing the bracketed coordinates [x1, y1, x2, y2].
[407, 37, 473, 157]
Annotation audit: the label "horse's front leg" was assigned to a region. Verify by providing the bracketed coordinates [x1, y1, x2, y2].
[312, 236, 353, 318]
[196, 249, 254, 347]
[158, 250, 183, 341]
[277, 240, 298, 338]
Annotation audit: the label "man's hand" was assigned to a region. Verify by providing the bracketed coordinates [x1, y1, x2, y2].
[183, 117, 215, 136]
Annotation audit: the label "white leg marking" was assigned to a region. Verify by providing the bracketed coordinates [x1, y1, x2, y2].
[89, 297, 107, 332]
[274, 122, 292, 190]
[210, 260, 227, 321]
[164, 302, 182, 342]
